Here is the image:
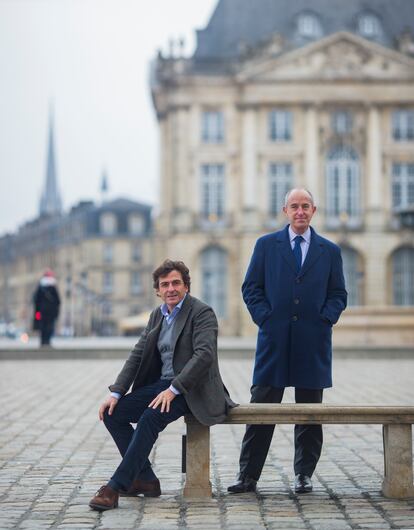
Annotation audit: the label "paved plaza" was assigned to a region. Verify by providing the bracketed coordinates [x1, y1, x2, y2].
[0, 354, 413, 529]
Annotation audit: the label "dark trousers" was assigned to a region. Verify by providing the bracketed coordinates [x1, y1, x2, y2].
[40, 319, 55, 345]
[103, 379, 189, 492]
[239, 386, 323, 481]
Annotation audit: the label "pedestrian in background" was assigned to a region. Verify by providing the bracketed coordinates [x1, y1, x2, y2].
[33, 268, 60, 347]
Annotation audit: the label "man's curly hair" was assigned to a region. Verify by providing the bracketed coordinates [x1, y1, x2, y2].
[152, 259, 191, 291]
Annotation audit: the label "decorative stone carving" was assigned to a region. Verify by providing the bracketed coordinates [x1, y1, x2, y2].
[398, 29, 414, 57]
[238, 32, 414, 82]
[239, 33, 286, 61]
[318, 108, 366, 155]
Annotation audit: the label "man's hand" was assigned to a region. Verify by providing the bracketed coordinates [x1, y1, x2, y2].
[148, 389, 176, 413]
[98, 396, 119, 421]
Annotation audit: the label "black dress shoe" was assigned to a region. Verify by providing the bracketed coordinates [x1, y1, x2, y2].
[294, 474, 313, 493]
[227, 477, 257, 493]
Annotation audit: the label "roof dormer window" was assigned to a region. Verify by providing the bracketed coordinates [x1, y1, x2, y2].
[358, 13, 382, 39]
[100, 212, 117, 235]
[297, 13, 323, 39]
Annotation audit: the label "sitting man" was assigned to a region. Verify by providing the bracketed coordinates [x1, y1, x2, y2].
[89, 259, 236, 511]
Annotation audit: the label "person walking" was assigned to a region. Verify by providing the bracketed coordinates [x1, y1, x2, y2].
[33, 268, 60, 346]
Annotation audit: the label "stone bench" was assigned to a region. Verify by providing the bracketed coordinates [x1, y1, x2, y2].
[183, 404, 414, 499]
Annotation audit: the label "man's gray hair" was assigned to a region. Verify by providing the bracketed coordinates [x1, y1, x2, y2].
[284, 188, 315, 207]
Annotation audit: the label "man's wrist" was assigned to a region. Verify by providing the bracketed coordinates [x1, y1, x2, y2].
[169, 385, 180, 395]
[110, 392, 121, 399]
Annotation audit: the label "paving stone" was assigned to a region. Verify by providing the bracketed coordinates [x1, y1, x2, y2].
[0, 357, 414, 529]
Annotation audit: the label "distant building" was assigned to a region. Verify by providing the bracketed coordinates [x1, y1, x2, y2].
[0, 116, 153, 335]
[0, 198, 153, 335]
[150, 0, 414, 344]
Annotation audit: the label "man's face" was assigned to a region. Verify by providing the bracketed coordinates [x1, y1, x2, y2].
[283, 190, 316, 234]
[156, 270, 188, 311]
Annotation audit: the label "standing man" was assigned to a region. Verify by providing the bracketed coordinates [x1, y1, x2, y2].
[228, 188, 347, 495]
[33, 268, 60, 347]
[89, 259, 236, 511]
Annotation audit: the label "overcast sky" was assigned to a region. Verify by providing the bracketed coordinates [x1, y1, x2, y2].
[0, 0, 217, 235]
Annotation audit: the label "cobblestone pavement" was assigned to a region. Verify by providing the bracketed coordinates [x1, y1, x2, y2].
[0, 356, 413, 530]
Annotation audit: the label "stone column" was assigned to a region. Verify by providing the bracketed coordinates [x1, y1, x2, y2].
[153, 113, 171, 264]
[367, 105, 382, 217]
[365, 105, 386, 305]
[157, 114, 170, 234]
[183, 416, 212, 498]
[188, 104, 199, 219]
[304, 105, 319, 199]
[241, 105, 258, 229]
[175, 107, 188, 202]
[382, 424, 414, 498]
[172, 105, 191, 231]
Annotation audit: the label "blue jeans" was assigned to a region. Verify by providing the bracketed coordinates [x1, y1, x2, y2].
[103, 379, 189, 491]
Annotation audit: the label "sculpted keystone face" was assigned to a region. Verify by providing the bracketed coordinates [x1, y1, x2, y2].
[156, 270, 188, 311]
[283, 189, 316, 234]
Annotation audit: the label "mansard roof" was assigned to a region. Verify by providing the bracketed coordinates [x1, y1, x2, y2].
[194, 0, 414, 61]
[0, 197, 153, 258]
[98, 198, 151, 213]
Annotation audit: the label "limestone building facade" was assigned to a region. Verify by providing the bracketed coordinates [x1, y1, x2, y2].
[150, 0, 414, 343]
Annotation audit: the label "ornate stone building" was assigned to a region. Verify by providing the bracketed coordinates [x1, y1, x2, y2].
[0, 119, 153, 336]
[150, 0, 414, 343]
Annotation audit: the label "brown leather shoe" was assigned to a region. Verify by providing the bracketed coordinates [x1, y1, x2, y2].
[120, 478, 161, 497]
[89, 485, 119, 511]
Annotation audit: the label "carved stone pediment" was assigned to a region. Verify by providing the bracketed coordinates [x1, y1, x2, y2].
[237, 31, 414, 83]
[239, 33, 286, 60]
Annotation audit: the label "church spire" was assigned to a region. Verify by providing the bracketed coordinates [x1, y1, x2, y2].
[39, 110, 62, 216]
[100, 168, 109, 204]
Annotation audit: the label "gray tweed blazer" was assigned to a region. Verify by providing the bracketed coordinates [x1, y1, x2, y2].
[109, 294, 237, 426]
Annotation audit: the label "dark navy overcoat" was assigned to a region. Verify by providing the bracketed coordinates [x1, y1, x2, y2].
[242, 225, 347, 389]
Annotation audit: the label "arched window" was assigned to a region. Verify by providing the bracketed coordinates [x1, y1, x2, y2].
[358, 13, 382, 39]
[341, 246, 362, 306]
[392, 247, 414, 306]
[200, 247, 227, 318]
[297, 13, 323, 39]
[326, 147, 360, 225]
